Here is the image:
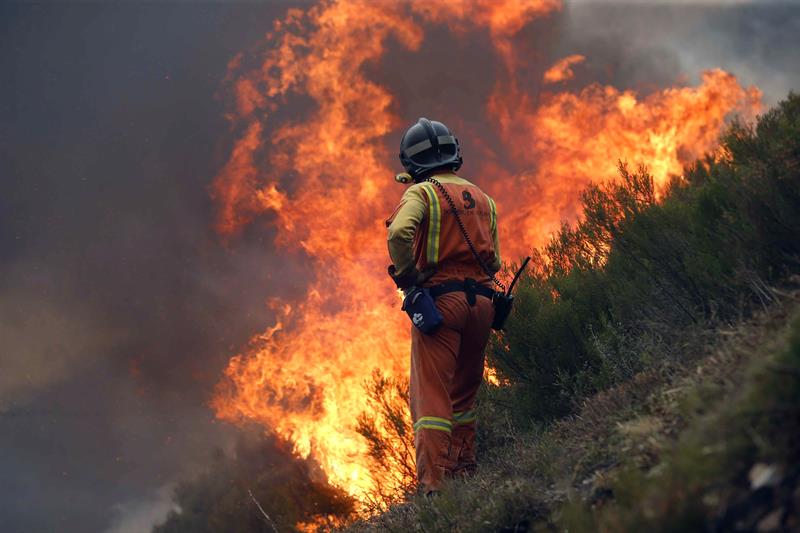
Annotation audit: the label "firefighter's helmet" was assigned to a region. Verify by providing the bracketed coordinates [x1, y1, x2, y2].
[399, 118, 462, 181]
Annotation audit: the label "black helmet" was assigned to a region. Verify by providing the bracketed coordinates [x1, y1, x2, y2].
[399, 117, 462, 181]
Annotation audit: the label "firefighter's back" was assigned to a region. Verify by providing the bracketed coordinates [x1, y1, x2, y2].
[411, 172, 500, 287]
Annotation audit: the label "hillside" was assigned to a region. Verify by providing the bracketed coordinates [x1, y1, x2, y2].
[346, 290, 800, 531]
[344, 93, 800, 531]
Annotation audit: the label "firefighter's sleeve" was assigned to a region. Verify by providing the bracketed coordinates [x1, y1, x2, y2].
[386, 185, 427, 279]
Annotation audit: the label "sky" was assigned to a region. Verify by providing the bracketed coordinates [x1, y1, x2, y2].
[1, 1, 799, 532]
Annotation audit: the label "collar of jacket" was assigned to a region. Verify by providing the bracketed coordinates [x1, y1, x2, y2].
[424, 172, 473, 185]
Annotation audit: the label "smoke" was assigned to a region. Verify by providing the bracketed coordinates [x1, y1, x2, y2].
[0, 0, 798, 531]
[0, 279, 118, 408]
[105, 485, 177, 533]
[0, 2, 309, 532]
[559, 1, 800, 104]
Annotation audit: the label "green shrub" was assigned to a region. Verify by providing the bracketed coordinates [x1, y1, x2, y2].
[490, 93, 800, 424]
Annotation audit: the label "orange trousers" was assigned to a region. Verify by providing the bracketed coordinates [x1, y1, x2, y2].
[409, 291, 494, 493]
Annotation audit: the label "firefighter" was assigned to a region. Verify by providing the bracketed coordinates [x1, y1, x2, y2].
[385, 117, 501, 495]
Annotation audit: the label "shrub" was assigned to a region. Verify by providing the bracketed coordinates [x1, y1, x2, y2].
[489, 93, 800, 424]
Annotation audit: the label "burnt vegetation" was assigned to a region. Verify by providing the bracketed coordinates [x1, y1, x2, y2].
[157, 94, 799, 532]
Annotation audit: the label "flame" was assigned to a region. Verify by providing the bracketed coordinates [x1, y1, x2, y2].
[544, 54, 586, 84]
[488, 68, 762, 248]
[209, 0, 761, 509]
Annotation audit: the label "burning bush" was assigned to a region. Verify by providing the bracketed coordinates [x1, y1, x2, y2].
[354, 372, 416, 510]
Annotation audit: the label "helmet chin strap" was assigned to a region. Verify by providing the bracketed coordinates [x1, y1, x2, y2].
[395, 172, 413, 184]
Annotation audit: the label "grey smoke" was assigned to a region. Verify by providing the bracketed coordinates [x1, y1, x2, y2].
[0, 2, 307, 532]
[560, 1, 800, 105]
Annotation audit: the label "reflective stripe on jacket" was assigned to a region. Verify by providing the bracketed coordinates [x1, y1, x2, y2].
[386, 173, 501, 286]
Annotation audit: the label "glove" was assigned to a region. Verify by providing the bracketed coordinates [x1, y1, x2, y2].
[388, 265, 435, 291]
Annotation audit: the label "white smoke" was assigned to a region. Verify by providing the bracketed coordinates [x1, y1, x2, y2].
[105, 484, 178, 533]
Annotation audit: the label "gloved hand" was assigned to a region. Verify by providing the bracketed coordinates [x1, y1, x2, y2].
[388, 265, 435, 290]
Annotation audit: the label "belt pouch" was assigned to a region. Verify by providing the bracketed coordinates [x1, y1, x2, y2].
[402, 287, 443, 334]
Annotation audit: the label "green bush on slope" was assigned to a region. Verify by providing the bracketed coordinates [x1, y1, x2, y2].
[490, 93, 800, 424]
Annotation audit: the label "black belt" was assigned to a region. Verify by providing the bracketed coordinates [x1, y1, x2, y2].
[428, 278, 495, 306]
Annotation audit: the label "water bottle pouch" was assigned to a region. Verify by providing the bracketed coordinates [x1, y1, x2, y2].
[402, 287, 443, 334]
